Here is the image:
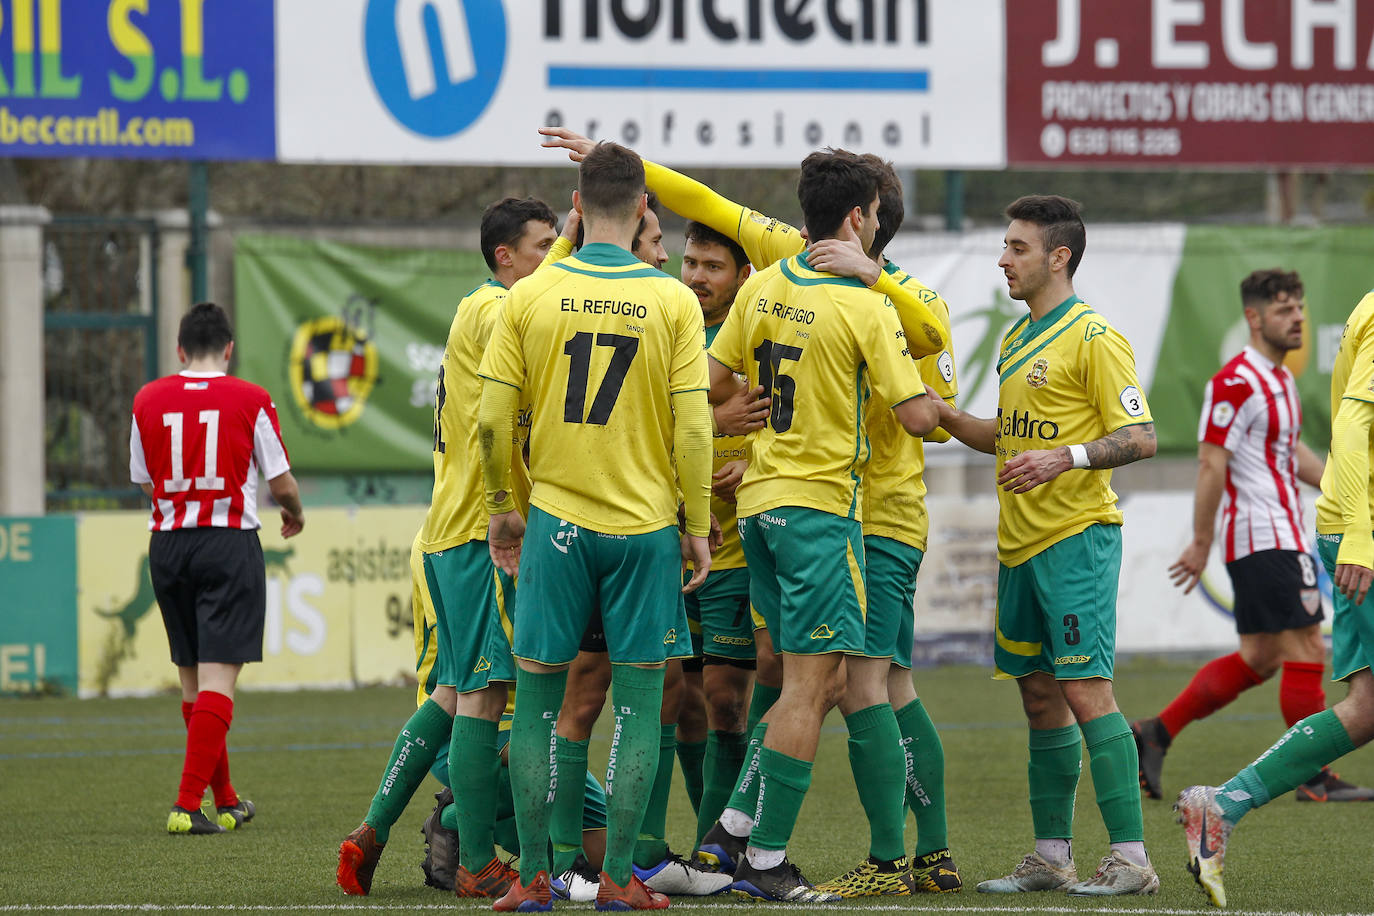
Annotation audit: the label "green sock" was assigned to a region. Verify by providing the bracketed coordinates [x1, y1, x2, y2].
[746, 746, 812, 851]
[746, 683, 781, 735]
[696, 730, 747, 846]
[895, 698, 948, 855]
[725, 721, 768, 821]
[509, 668, 567, 883]
[677, 738, 707, 817]
[1027, 724, 1082, 841]
[364, 698, 452, 844]
[1080, 712, 1144, 843]
[1219, 709, 1357, 824]
[451, 715, 501, 872]
[550, 736, 590, 875]
[493, 764, 520, 855]
[845, 703, 907, 862]
[632, 723, 677, 868]
[602, 666, 666, 886]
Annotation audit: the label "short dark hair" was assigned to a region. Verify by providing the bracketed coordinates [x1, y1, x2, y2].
[862, 154, 903, 258]
[630, 191, 660, 255]
[480, 197, 556, 271]
[683, 220, 746, 271]
[1240, 268, 1304, 310]
[797, 149, 881, 242]
[1005, 195, 1086, 277]
[578, 142, 645, 224]
[178, 302, 233, 358]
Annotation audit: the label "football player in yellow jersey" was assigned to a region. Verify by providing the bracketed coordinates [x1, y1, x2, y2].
[703, 150, 938, 903]
[535, 203, 733, 900]
[784, 157, 963, 898]
[1176, 288, 1374, 909]
[336, 198, 556, 899]
[478, 142, 714, 911]
[936, 195, 1159, 896]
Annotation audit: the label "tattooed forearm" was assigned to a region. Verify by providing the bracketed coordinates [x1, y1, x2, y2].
[1083, 423, 1157, 469]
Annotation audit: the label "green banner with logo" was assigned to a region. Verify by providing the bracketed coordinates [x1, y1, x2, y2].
[0, 516, 77, 694]
[1150, 226, 1374, 453]
[234, 234, 491, 471]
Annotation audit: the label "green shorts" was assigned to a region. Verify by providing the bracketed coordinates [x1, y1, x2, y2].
[424, 540, 516, 692]
[514, 507, 684, 666]
[684, 566, 756, 661]
[740, 506, 866, 656]
[994, 524, 1120, 681]
[1317, 533, 1374, 681]
[864, 536, 924, 668]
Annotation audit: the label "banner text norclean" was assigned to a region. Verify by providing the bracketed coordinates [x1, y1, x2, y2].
[277, 0, 1005, 168]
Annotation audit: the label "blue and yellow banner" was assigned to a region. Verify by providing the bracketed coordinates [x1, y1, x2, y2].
[0, 0, 274, 160]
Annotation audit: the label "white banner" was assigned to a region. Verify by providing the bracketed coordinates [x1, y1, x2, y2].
[915, 490, 1331, 660]
[276, 0, 1006, 167]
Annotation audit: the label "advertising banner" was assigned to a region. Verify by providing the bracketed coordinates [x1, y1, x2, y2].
[0, 516, 77, 693]
[916, 492, 1324, 665]
[887, 224, 1374, 453]
[276, 0, 1005, 168]
[76, 507, 424, 697]
[234, 233, 490, 472]
[0, 0, 275, 160]
[1006, 0, 1374, 167]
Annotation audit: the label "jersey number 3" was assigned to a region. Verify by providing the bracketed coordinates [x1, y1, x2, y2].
[564, 332, 639, 425]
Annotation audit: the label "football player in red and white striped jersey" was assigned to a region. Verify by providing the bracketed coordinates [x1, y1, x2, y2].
[130, 302, 306, 834]
[1134, 269, 1373, 803]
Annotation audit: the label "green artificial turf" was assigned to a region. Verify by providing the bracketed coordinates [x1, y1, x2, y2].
[2, 657, 1372, 913]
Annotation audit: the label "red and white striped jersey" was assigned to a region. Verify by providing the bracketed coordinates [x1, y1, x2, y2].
[129, 371, 291, 532]
[1199, 346, 1308, 562]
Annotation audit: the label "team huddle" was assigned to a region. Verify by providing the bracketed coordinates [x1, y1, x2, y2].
[132, 128, 1374, 911]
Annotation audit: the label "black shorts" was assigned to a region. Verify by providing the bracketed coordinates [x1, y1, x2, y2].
[1226, 548, 1324, 635]
[150, 527, 267, 666]
[579, 606, 607, 653]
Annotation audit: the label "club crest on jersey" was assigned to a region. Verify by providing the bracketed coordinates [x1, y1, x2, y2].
[1211, 401, 1235, 428]
[287, 295, 380, 431]
[1026, 358, 1049, 388]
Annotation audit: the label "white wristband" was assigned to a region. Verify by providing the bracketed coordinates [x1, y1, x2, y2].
[1068, 444, 1090, 469]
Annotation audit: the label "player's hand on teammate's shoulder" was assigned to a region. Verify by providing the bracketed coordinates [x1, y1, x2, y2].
[712, 460, 747, 504]
[805, 236, 879, 286]
[488, 510, 526, 576]
[714, 384, 770, 436]
[539, 126, 595, 162]
[1167, 539, 1210, 594]
[997, 447, 1072, 494]
[279, 506, 305, 539]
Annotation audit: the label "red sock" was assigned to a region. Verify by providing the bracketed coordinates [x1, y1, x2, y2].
[1279, 660, 1326, 726]
[1159, 652, 1265, 738]
[180, 699, 237, 808]
[176, 691, 233, 812]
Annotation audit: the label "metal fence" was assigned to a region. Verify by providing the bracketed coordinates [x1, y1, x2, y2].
[43, 216, 159, 511]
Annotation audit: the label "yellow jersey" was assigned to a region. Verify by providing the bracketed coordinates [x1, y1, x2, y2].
[1316, 291, 1374, 563]
[701, 321, 749, 570]
[709, 252, 925, 521]
[643, 160, 943, 355]
[863, 264, 957, 550]
[479, 243, 709, 534]
[420, 280, 531, 552]
[994, 296, 1152, 566]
